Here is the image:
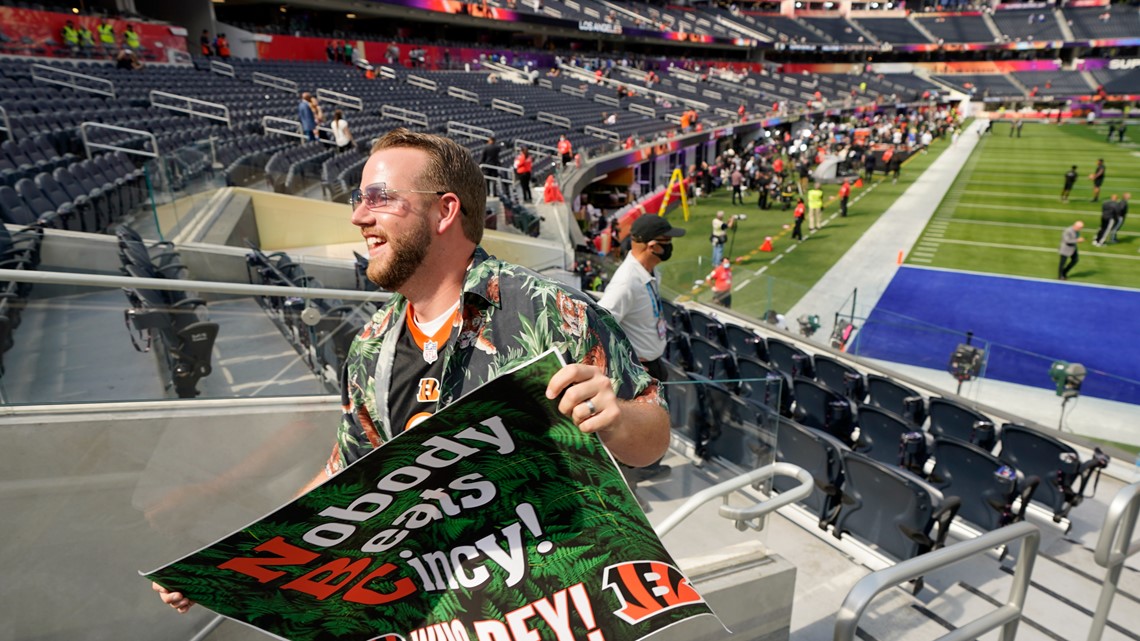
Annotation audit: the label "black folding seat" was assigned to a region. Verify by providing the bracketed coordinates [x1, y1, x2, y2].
[865, 374, 927, 426]
[737, 355, 791, 416]
[2, 140, 36, 173]
[93, 155, 133, 215]
[0, 185, 42, 226]
[659, 298, 691, 334]
[767, 336, 814, 379]
[773, 417, 846, 528]
[997, 423, 1109, 523]
[663, 329, 693, 372]
[928, 437, 1037, 533]
[703, 383, 774, 471]
[31, 134, 74, 164]
[69, 161, 118, 224]
[835, 451, 960, 588]
[813, 354, 866, 402]
[687, 308, 727, 346]
[852, 404, 926, 472]
[928, 397, 997, 451]
[687, 334, 734, 379]
[51, 167, 100, 232]
[14, 178, 66, 229]
[16, 137, 55, 170]
[793, 377, 856, 446]
[724, 323, 768, 362]
[34, 171, 84, 232]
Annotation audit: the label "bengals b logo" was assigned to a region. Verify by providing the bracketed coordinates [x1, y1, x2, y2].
[602, 561, 704, 624]
[416, 378, 440, 402]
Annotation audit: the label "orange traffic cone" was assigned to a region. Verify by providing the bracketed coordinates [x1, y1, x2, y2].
[760, 236, 773, 252]
[854, 177, 864, 188]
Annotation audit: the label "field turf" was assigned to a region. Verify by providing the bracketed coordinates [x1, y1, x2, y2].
[907, 122, 1140, 287]
[657, 131, 955, 319]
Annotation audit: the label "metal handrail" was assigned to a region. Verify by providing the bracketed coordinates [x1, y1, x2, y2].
[834, 521, 1040, 641]
[262, 115, 303, 140]
[406, 75, 438, 92]
[0, 269, 390, 304]
[31, 63, 115, 98]
[252, 72, 298, 94]
[381, 104, 428, 127]
[1088, 481, 1140, 641]
[513, 138, 559, 156]
[654, 462, 812, 538]
[149, 90, 231, 128]
[79, 122, 158, 159]
[209, 60, 235, 78]
[491, 99, 525, 116]
[446, 121, 493, 141]
[316, 88, 363, 111]
[0, 104, 12, 142]
[447, 86, 480, 103]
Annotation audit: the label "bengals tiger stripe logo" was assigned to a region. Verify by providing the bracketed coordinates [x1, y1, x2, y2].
[601, 561, 704, 624]
[416, 378, 440, 402]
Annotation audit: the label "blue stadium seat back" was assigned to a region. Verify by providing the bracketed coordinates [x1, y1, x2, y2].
[33, 171, 81, 231]
[836, 451, 954, 563]
[664, 330, 693, 372]
[766, 337, 815, 379]
[0, 184, 39, 226]
[793, 377, 856, 445]
[659, 298, 691, 334]
[813, 354, 867, 402]
[773, 417, 846, 527]
[14, 177, 63, 227]
[662, 360, 706, 453]
[929, 437, 1025, 532]
[736, 355, 790, 416]
[866, 374, 927, 426]
[997, 423, 1081, 520]
[701, 380, 774, 470]
[928, 397, 996, 451]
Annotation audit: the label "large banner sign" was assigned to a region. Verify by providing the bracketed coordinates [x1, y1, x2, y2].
[145, 352, 715, 641]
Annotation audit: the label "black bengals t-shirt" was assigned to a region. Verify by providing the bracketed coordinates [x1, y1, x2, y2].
[387, 312, 454, 434]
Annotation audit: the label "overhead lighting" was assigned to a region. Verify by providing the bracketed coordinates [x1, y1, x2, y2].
[347, 12, 356, 18]
[72, 6, 79, 12]
[280, 5, 287, 12]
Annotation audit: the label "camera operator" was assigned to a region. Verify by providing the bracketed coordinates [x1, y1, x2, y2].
[710, 210, 739, 265]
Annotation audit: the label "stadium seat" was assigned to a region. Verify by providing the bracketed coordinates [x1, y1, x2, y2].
[793, 377, 856, 446]
[702, 381, 775, 471]
[928, 437, 1038, 533]
[813, 354, 867, 402]
[687, 308, 727, 346]
[865, 374, 927, 426]
[773, 417, 846, 529]
[767, 337, 815, 379]
[724, 323, 768, 362]
[736, 355, 791, 416]
[687, 334, 735, 380]
[997, 423, 1109, 523]
[853, 404, 922, 472]
[663, 359, 709, 453]
[927, 397, 996, 451]
[835, 451, 960, 590]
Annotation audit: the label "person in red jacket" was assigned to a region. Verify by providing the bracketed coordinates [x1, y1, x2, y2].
[557, 134, 573, 167]
[838, 179, 851, 217]
[514, 146, 533, 203]
[792, 197, 805, 241]
[705, 257, 733, 308]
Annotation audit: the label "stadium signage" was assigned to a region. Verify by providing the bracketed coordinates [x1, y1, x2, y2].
[1107, 59, 1140, 71]
[579, 20, 622, 35]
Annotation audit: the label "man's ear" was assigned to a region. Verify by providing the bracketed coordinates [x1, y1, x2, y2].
[435, 193, 463, 235]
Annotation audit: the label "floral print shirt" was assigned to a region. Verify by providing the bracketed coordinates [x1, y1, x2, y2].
[327, 247, 665, 474]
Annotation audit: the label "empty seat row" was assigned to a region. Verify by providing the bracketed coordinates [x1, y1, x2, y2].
[117, 225, 219, 398]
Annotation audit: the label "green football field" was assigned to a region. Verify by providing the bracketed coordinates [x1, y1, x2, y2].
[657, 131, 954, 319]
[907, 122, 1140, 288]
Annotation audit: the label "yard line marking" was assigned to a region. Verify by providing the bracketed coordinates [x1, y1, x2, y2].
[911, 258, 933, 263]
[943, 218, 1138, 236]
[753, 266, 768, 275]
[962, 190, 1091, 200]
[960, 203, 1113, 216]
[933, 238, 1140, 259]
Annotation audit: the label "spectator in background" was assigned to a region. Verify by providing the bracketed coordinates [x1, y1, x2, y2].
[97, 20, 115, 53]
[791, 197, 805, 241]
[730, 166, 744, 205]
[1108, 192, 1130, 244]
[78, 23, 95, 53]
[1093, 194, 1119, 246]
[1058, 221, 1083, 280]
[200, 29, 213, 57]
[807, 182, 823, 233]
[558, 134, 573, 167]
[308, 94, 325, 136]
[705, 256, 733, 308]
[214, 33, 230, 60]
[115, 48, 142, 70]
[514, 145, 533, 203]
[1089, 158, 1106, 202]
[61, 20, 79, 54]
[122, 24, 140, 52]
[331, 110, 352, 153]
[297, 91, 316, 142]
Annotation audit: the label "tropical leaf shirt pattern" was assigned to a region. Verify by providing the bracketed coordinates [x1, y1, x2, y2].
[326, 247, 665, 475]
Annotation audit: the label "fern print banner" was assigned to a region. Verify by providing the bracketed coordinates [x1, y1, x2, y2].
[145, 351, 714, 641]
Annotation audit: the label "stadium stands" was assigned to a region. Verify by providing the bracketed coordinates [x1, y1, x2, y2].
[915, 14, 995, 44]
[853, 17, 932, 45]
[1064, 6, 1140, 40]
[991, 9, 1065, 42]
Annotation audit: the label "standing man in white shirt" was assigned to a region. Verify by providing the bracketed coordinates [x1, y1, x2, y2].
[600, 215, 685, 482]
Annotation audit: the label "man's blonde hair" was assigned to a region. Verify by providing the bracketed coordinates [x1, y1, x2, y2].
[371, 128, 486, 244]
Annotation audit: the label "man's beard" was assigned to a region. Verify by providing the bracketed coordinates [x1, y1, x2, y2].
[367, 214, 432, 291]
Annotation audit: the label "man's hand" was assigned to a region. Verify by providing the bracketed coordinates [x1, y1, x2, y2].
[546, 364, 669, 467]
[153, 582, 194, 614]
[546, 363, 619, 436]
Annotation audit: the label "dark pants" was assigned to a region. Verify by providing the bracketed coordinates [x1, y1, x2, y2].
[712, 289, 732, 308]
[1059, 250, 1078, 279]
[732, 185, 743, 204]
[561, 153, 572, 166]
[758, 188, 768, 210]
[840, 195, 848, 217]
[1095, 215, 1112, 244]
[792, 217, 803, 240]
[642, 357, 668, 383]
[517, 172, 531, 202]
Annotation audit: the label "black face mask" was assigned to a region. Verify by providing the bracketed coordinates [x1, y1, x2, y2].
[655, 243, 673, 262]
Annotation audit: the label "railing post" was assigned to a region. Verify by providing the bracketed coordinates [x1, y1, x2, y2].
[1088, 482, 1140, 641]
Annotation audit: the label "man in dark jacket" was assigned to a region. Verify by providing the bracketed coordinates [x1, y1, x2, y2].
[479, 136, 502, 196]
